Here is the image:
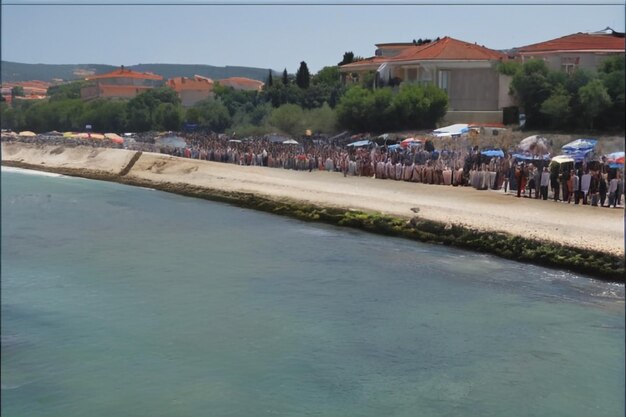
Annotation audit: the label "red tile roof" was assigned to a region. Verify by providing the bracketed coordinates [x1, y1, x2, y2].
[167, 76, 214, 91]
[392, 37, 506, 61]
[340, 37, 506, 70]
[339, 56, 391, 69]
[86, 67, 163, 81]
[218, 77, 264, 91]
[518, 32, 625, 53]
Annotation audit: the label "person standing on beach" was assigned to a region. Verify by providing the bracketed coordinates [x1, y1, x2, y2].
[540, 166, 550, 200]
[599, 173, 608, 207]
[608, 173, 619, 207]
[580, 170, 591, 205]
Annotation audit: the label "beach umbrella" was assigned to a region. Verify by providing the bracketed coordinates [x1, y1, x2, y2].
[561, 138, 597, 153]
[400, 137, 423, 148]
[44, 130, 63, 136]
[551, 155, 575, 164]
[481, 149, 505, 158]
[605, 151, 624, 168]
[518, 135, 550, 154]
[282, 139, 300, 145]
[63, 131, 74, 137]
[432, 124, 469, 138]
[512, 153, 551, 162]
[18, 131, 37, 137]
[346, 139, 373, 148]
[105, 133, 123, 140]
[89, 133, 105, 140]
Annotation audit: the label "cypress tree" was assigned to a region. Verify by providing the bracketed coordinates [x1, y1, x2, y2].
[267, 70, 273, 87]
[282, 68, 289, 86]
[295, 61, 310, 89]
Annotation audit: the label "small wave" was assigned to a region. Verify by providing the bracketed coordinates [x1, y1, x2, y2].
[1, 166, 64, 178]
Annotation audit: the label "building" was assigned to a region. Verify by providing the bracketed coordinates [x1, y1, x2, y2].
[166, 75, 214, 107]
[80, 66, 164, 100]
[218, 77, 264, 91]
[1, 80, 50, 105]
[516, 28, 625, 73]
[340, 36, 514, 124]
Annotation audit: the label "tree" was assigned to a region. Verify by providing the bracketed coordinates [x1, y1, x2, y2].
[338, 52, 355, 66]
[510, 59, 552, 128]
[578, 79, 612, 129]
[11, 86, 25, 98]
[267, 70, 273, 88]
[154, 103, 183, 131]
[268, 103, 305, 136]
[295, 61, 311, 89]
[48, 81, 86, 101]
[540, 86, 571, 129]
[282, 68, 289, 86]
[193, 98, 232, 132]
[312, 66, 340, 87]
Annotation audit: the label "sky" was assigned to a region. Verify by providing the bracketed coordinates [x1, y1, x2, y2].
[1, 1, 625, 73]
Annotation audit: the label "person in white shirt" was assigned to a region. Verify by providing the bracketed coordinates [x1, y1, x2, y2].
[580, 170, 592, 205]
[608, 174, 619, 207]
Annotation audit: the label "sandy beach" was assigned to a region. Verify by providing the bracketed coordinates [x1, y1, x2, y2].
[3, 142, 624, 257]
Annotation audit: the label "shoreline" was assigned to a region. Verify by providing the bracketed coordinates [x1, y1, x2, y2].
[2, 142, 624, 281]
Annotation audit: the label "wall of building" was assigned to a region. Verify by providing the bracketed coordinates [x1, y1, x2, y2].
[179, 90, 214, 107]
[442, 110, 503, 124]
[522, 52, 623, 72]
[498, 74, 515, 109]
[447, 68, 499, 111]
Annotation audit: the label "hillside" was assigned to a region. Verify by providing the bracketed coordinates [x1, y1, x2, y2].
[1, 61, 279, 83]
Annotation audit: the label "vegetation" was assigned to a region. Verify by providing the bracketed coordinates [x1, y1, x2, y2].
[336, 84, 448, 132]
[504, 56, 625, 130]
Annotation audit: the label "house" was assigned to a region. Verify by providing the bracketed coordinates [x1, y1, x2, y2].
[516, 28, 625, 73]
[218, 77, 264, 91]
[166, 75, 214, 107]
[80, 66, 164, 100]
[1, 80, 50, 105]
[339, 37, 514, 124]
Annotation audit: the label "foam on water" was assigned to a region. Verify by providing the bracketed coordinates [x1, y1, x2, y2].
[2, 166, 65, 177]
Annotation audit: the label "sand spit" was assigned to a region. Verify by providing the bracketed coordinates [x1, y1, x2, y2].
[3, 142, 624, 280]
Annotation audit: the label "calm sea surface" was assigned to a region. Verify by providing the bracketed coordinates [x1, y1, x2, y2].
[2, 167, 624, 417]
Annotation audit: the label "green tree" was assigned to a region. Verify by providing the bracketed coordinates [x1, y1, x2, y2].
[282, 68, 289, 86]
[267, 70, 273, 88]
[578, 79, 612, 129]
[540, 86, 571, 129]
[47, 81, 86, 101]
[304, 102, 337, 134]
[336, 86, 372, 131]
[11, 86, 25, 98]
[268, 103, 305, 136]
[510, 59, 553, 128]
[154, 103, 183, 131]
[312, 66, 341, 86]
[295, 61, 311, 89]
[193, 98, 232, 132]
[597, 55, 625, 129]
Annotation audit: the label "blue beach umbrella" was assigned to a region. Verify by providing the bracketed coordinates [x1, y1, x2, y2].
[561, 138, 597, 153]
[481, 149, 504, 158]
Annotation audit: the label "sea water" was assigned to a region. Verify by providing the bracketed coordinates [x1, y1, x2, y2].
[2, 168, 624, 417]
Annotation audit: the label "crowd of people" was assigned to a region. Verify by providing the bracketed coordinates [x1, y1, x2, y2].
[2, 131, 623, 208]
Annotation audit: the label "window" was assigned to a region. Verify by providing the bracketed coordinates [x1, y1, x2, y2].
[561, 64, 577, 74]
[438, 70, 450, 92]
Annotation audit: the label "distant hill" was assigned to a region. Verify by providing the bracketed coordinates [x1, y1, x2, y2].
[1, 61, 279, 83]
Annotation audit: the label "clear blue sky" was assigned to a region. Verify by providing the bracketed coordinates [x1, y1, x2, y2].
[2, 1, 624, 73]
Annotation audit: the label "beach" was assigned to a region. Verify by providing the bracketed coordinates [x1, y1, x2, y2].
[2, 141, 624, 260]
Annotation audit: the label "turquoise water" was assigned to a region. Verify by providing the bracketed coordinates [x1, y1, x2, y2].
[2, 168, 624, 417]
